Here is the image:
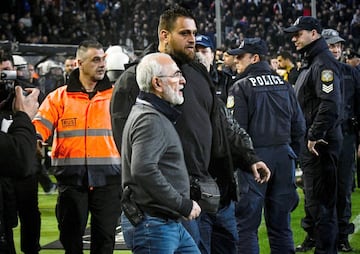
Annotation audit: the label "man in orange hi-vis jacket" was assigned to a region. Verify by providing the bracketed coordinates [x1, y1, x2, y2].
[32, 40, 121, 254]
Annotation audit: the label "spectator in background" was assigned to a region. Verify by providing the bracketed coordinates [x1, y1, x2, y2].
[28, 63, 40, 86]
[214, 47, 225, 71]
[268, 56, 279, 72]
[63, 56, 76, 85]
[277, 51, 299, 86]
[0, 0, 360, 55]
[350, 9, 360, 39]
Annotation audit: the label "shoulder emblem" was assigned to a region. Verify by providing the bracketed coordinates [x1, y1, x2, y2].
[321, 70, 334, 83]
[322, 83, 334, 93]
[226, 96, 234, 109]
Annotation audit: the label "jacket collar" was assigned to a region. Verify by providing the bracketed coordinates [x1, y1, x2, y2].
[239, 61, 272, 78]
[299, 37, 328, 63]
[66, 68, 112, 92]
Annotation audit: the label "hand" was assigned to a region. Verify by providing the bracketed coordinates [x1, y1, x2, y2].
[186, 200, 201, 220]
[36, 140, 48, 159]
[13, 86, 40, 119]
[250, 161, 271, 184]
[307, 139, 328, 156]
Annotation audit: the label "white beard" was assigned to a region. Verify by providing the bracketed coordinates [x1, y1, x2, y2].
[163, 84, 184, 105]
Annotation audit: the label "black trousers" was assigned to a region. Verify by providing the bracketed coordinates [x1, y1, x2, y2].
[15, 174, 41, 254]
[300, 129, 343, 254]
[56, 183, 122, 254]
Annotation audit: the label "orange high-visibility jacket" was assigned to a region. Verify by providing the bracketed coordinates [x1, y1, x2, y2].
[33, 72, 120, 186]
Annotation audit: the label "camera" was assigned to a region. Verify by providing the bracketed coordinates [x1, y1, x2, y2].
[1, 70, 30, 95]
[0, 70, 30, 111]
[0, 70, 17, 81]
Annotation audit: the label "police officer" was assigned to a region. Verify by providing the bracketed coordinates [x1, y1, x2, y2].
[284, 17, 343, 254]
[227, 37, 305, 254]
[321, 28, 359, 252]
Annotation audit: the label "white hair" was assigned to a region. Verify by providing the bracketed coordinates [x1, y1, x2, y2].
[136, 53, 172, 92]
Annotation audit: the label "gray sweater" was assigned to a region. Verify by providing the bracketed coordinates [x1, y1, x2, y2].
[121, 100, 193, 219]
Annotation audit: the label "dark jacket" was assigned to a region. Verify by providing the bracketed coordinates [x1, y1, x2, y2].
[215, 66, 238, 103]
[174, 57, 259, 206]
[111, 54, 259, 207]
[0, 110, 37, 239]
[338, 63, 360, 134]
[294, 37, 342, 141]
[0, 111, 37, 177]
[122, 92, 193, 220]
[228, 61, 305, 156]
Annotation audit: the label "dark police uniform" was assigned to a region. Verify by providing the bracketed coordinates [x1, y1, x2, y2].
[227, 60, 305, 254]
[294, 37, 343, 254]
[336, 63, 360, 244]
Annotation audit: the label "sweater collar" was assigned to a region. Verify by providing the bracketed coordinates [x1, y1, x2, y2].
[137, 91, 181, 123]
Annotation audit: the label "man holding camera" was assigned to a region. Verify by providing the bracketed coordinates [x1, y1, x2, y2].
[0, 51, 39, 253]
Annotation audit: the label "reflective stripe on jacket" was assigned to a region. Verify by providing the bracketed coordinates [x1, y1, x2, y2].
[33, 71, 120, 186]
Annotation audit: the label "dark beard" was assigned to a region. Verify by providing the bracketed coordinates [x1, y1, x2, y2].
[166, 46, 194, 65]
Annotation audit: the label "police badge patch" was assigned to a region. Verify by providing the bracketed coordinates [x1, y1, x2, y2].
[321, 70, 334, 83]
[226, 96, 234, 109]
[321, 70, 334, 93]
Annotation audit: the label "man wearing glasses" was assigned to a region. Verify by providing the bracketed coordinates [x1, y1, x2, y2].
[121, 52, 202, 253]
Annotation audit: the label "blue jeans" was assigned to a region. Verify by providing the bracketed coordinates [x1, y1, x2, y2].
[121, 213, 200, 254]
[198, 202, 238, 254]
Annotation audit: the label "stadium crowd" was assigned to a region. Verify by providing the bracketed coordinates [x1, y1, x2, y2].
[1, 0, 359, 56]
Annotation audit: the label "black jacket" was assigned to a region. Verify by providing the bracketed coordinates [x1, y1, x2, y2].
[338, 63, 360, 134]
[294, 37, 342, 141]
[0, 110, 38, 234]
[174, 57, 259, 206]
[0, 111, 37, 177]
[111, 54, 259, 207]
